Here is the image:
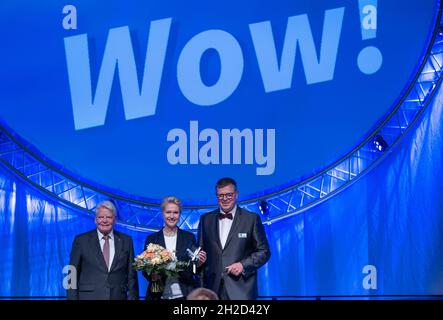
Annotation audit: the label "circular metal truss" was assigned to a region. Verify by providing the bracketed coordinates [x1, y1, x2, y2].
[1, 11, 443, 232]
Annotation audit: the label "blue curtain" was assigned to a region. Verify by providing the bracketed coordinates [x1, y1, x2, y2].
[258, 81, 443, 297]
[1, 82, 443, 297]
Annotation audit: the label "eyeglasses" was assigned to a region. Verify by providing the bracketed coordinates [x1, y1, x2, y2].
[216, 192, 235, 200]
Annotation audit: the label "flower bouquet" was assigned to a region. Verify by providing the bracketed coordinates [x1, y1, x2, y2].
[133, 243, 189, 294]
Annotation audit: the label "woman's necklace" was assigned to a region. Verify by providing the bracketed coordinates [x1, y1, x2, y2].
[163, 227, 177, 237]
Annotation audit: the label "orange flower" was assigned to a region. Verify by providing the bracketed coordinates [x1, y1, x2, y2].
[160, 250, 171, 258]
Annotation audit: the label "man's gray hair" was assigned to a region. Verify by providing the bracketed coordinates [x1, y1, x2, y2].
[95, 200, 117, 217]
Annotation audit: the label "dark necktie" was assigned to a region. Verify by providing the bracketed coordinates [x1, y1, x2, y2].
[219, 213, 233, 220]
[103, 235, 110, 270]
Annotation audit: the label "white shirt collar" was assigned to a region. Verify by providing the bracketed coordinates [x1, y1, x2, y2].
[97, 229, 114, 240]
[220, 205, 237, 217]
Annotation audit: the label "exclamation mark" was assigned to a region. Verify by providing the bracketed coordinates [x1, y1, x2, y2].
[357, 0, 383, 74]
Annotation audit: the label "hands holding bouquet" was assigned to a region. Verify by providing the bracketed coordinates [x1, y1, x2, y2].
[133, 243, 189, 293]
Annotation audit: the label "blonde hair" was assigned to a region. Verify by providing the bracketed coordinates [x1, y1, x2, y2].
[161, 196, 182, 213]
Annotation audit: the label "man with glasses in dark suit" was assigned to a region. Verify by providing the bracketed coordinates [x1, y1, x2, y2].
[197, 177, 271, 300]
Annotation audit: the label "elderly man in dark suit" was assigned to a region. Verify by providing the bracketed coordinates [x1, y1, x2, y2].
[67, 200, 139, 300]
[198, 177, 271, 300]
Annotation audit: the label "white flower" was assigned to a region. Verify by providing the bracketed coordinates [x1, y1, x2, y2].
[165, 261, 177, 271]
[151, 257, 161, 265]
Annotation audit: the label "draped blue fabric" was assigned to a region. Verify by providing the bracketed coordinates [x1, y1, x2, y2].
[1, 82, 443, 298]
[258, 81, 443, 297]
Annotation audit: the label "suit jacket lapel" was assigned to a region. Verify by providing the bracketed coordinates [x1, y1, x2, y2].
[213, 212, 223, 251]
[157, 230, 166, 248]
[223, 206, 242, 250]
[110, 231, 122, 272]
[91, 230, 108, 271]
[175, 229, 184, 260]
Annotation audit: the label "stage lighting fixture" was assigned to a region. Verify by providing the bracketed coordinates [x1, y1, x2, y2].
[372, 134, 389, 152]
[259, 200, 270, 217]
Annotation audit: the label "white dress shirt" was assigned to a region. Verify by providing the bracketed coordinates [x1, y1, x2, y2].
[164, 232, 177, 256]
[163, 230, 182, 298]
[97, 229, 115, 272]
[219, 205, 237, 249]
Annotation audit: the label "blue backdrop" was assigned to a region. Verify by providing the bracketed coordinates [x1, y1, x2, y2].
[0, 0, 438, 201]
[1, 80, 442, 298]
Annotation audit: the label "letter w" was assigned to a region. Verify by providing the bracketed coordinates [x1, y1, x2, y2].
[249, 7, 344, 92]
[64, 18, 171, 130]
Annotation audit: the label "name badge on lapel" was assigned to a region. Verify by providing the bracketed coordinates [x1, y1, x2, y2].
[238, 233, 247, 238]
